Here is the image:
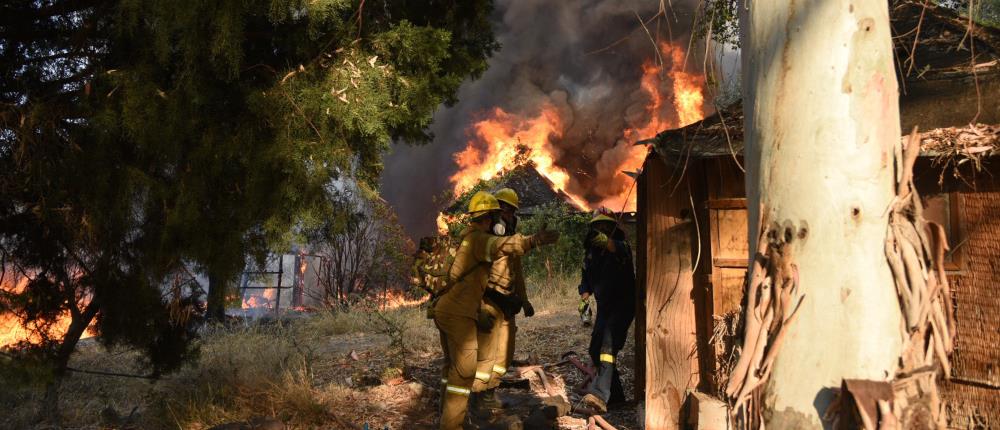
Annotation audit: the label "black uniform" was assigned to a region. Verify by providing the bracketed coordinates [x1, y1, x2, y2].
[578, 227, 636, 404]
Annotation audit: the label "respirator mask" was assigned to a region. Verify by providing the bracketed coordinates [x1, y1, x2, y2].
[492, 218, 507, 236]
[491, 212, 517, 236]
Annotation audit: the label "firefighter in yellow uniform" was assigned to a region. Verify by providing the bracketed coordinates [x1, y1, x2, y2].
[435, 191, 558, 430]
[470, 188, 534, 411]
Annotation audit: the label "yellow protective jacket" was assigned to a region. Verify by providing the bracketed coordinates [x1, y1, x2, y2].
[488, 253, 527, 303]
[435, 225, 535, 319]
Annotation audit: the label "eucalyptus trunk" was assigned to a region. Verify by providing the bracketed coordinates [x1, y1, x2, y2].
[739, 0, 903, 427]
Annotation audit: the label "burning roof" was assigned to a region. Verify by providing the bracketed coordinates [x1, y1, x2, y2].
[443, 163, 586, 216]
[646, 1, 1000, 166]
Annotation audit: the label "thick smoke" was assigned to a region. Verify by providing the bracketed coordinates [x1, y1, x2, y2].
[381, 0, 699, 238]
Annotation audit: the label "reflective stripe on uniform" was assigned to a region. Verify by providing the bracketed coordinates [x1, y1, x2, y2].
[475, 371, 492, 382]
[445, 384, 471, 396]
[492, 365, 506, 374]
[600, 353, 615, 363]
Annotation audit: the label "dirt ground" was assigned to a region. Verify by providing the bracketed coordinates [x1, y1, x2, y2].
[318, 302, 640, 430]
[0, 277, 640, 430]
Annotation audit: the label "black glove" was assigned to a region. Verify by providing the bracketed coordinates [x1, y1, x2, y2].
[531, 222, 560, 246]
[484, 288, 523, 317]
[476, 309, 496, 332]
[523, 301, 535, 317]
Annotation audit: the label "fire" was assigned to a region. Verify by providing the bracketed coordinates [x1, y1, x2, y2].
[450, 105, 588, 209]
[241, 287, 278, 311]
[1, 274, 95, 349]
[379, 290, 429, 311]
[448, 42, 705, 212]
[596, 42, 705, 210]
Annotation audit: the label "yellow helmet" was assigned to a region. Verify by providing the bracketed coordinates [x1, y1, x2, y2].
[467, 191, 500, 216]
[590, 207, 616, 224]
[493, 188, 520, 209]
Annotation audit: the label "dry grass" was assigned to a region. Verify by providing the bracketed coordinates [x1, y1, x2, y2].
[0, 301, 443, 430]
[0, 273, 593, 430]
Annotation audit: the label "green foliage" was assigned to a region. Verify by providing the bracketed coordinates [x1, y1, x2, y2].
[693, 0, 740, 47]
[517, 203, 591, 280]
[0, 0, 497, 389]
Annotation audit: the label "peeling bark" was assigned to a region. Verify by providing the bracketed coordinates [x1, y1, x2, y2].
[738, 0, 904, 427]
[882, 130, 955, 428]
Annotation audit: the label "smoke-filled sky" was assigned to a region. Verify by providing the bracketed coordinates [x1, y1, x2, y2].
[381, 0, 700, 239]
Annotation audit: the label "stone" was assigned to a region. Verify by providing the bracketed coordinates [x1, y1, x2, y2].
[540, 396, 571, 417]
[523, 409, 555, 430]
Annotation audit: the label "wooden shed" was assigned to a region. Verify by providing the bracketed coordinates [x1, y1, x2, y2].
[633, 2, 1000, 428]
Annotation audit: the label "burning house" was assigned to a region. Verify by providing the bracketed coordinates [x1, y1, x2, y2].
[633, 2, 1000, 428]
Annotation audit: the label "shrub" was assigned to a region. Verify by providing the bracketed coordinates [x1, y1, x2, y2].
[518, 203, 590, 280]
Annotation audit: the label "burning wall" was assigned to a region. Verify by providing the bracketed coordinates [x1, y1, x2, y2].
[382, 0, 708, 237]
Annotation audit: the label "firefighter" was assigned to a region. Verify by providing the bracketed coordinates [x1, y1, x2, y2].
[470, 188, 532, 412]
[411, 237, 437, 296]
[579, 207, 636, 414]
[435, 191, 558, 430]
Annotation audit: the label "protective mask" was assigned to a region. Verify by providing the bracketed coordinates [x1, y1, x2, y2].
[492, 219, 507, 236]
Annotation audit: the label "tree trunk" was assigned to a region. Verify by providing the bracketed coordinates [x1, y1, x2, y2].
[41, 301, 99, 422]
[740, 1, 903, 427]
[206, 272, 226, 322]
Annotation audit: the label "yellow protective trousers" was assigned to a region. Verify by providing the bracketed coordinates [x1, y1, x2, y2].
[472, 300, 504, 392]
[486, 314, 515, 390]
[434, 312, 477, 430]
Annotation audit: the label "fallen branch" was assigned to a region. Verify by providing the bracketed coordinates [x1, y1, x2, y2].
[593, 415, 618, 430]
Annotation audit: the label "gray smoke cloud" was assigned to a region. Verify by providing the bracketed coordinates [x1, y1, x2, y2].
[381, 0, 700, 239]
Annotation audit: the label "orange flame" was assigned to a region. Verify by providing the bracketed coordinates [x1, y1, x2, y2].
[448, 42, 705, 212]
[241, 287, 278, 311]
[450, 106, 589, 209]
[1, 274, 95, 349]
[379, 290, 429, 311]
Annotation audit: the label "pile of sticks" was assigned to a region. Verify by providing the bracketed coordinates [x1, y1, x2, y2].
[724, 210, 806, 428]
[883, 128, 956, 427]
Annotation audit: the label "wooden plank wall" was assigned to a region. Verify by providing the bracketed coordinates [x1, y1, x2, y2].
[703, 157, 749, 318]
[688, 157, 749, 392]
[634, 154, 648, 404]
[640, 156, 700, 430]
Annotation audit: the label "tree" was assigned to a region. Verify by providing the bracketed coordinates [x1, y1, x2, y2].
[0, 0, 496, 416]
[314, 193, 412, 308]
[730, 1, 903, 427]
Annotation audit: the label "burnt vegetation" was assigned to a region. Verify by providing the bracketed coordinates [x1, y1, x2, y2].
[0, 0, 497, 422]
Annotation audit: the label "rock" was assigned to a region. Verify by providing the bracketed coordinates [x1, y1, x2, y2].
[207, 417, 285, 430]
[247, 417, 286, 430]
[100, 406, 121, 427]
[481, 415, 524, 430]
[540, 396, 571, 417]
[523, 408, 556, 430]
